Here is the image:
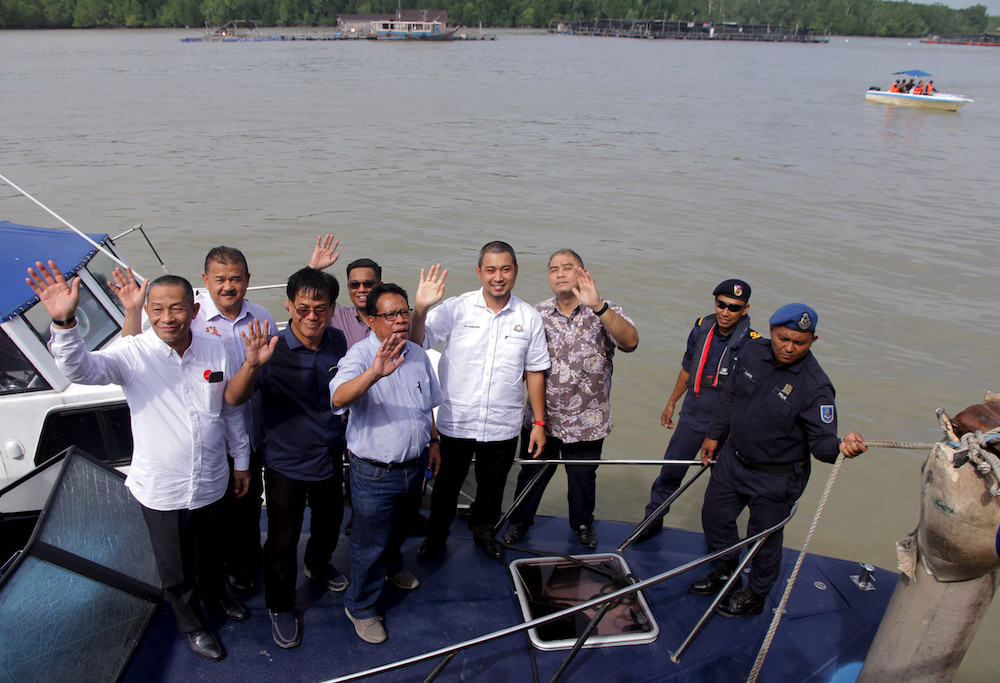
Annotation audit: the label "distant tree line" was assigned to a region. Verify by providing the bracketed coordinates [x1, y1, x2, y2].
[1, 0, 996, 37]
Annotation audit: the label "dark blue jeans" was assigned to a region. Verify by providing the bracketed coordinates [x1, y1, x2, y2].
[510, 430, 603, 529]
[345, 454, 424, 619]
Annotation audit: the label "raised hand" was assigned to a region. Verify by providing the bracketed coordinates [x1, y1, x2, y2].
[240, 318, 277, 368]
[370, 334, 407, 379]
[109, 266, 148, 314]
[571, 266, 602, 310]
[308, 234, 340, 270]
[26, 260, 80, 321]
[415, 264, 448, 311]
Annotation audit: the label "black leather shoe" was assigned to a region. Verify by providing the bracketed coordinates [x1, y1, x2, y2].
[184, 629, 224, 661]
[473, 536, 503, 560]
[716, 588, 767, 617]
[503, 523, 528, 545]
[633, 523, 662, 544]
[575, 523, 598, 549]
[209, 595, 250, 621]
[226, 570, 254, 595]
[689, 563, 742, 596]
[416, 537, 446, 562]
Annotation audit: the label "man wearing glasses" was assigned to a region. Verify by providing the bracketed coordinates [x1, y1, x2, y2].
[635, 279, 757, 542]
[308, 235, 381, 349]
[226, 267, 348, 649]
[331, 284, 442, 644]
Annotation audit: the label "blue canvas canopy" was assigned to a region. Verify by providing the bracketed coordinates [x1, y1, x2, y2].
[892, 69, 932, 77]
[0, 221, 108, 323]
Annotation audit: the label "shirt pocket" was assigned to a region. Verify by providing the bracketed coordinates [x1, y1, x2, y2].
[765, 386, 793, 417]
[495, 333, 530, 387]
[198, 379, 225, 415]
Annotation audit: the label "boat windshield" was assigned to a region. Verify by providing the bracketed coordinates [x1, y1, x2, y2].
[0, 328, 51, 395]
[22, 279, 120, 351]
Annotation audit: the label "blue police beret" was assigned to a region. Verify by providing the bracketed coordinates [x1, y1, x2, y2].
[712, 279, 751, 302]
[769, 303, 818, 332]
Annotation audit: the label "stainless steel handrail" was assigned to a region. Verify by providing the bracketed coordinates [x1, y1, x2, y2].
[323, 504, 798, 683]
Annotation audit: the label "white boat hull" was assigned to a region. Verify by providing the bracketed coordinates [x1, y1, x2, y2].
[865, 90, 972, 111]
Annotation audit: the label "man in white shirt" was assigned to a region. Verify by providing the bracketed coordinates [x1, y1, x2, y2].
[27, 260, 251, 663]
[410, 241, 550, 561]
[195, 246, 277, 595]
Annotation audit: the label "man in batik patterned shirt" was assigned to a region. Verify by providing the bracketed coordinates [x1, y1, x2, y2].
[503, 249, 638, 549]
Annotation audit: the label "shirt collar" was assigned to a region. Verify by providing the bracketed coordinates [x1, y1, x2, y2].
[282, 324, 332, 351]
[476, 288, 514, 314]
[197, 292, 252, 323]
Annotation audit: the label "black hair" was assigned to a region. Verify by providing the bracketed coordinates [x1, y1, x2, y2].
[478, 241, 517, 267]
[204, 246, 249, 275]
[365, 283, 409, 317]
[286, 267, 339, 304]
[346, 258, 382, 280]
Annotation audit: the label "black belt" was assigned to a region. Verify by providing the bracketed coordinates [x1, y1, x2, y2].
[732, 449, 803, 474]
[351, 454, 421, 471]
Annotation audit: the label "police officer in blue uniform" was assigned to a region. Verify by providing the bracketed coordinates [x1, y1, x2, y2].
[689, 303, 867, 617]
[636, 279, 758, 542]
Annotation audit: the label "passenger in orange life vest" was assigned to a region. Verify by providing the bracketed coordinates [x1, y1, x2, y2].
[925, 81, 935, 95]
[913, 81, 925, 95]
[888, 80, 900, 93]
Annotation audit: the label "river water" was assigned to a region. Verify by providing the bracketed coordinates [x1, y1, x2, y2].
[2, 28, 1000, 679]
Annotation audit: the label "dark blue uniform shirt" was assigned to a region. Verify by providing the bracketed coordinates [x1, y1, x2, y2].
[707, 337, 840, 465]
[256, 325, 348, 481]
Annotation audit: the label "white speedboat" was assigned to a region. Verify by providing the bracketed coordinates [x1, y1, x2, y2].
[866, 68, 973, 111]
[865, 89, 973, 111]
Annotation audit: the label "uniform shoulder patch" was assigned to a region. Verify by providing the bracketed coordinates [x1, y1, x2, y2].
[820, 405, 835, 424]
[749, 329, 762, 339]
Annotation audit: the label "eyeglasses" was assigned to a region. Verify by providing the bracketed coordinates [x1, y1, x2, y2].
[374, 308, 412, 322]
[294, 305, 330, 317]
[348, 280, 377, 290]
[715, 299, 745, 313]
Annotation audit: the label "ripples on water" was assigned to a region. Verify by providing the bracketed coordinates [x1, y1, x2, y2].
[2, 29, 1000, 678]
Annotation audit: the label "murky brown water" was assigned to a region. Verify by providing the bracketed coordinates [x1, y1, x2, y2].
[3, 28, 999, 679]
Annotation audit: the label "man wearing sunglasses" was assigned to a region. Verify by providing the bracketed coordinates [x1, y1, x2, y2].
[635, 279, 757, 543]
[226, 267, 348, 649]
[308, 236, 381, 349]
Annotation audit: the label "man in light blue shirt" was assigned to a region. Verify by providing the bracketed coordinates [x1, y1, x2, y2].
[331, 283, 442, 644]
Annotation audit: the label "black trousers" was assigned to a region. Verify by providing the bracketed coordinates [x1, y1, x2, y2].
[425, 434, 519, 543]
[219, 449, 264, 573]
[262, 466, 343, 613]
[141, 500, 226, 634]
[510, 429, 603, 529]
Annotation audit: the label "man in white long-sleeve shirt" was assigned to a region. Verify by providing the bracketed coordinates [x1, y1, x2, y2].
[26, 260, 251, 663]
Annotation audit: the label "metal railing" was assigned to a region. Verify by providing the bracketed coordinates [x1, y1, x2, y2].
[325, 460, 798, 682]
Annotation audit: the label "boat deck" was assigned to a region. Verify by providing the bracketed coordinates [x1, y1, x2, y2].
[122, 514, 894, 682]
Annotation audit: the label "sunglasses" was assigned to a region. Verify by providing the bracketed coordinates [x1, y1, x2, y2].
[348, 280, 377, 290]
[715, 299, 745, 313]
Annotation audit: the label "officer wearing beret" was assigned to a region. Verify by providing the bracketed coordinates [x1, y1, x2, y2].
[689, 303, 866, 617]
[636, 279, 758, 542]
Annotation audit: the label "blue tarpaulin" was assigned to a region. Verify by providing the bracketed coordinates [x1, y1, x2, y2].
[0, 221, 108, 323]
[892, 69, 932, 77]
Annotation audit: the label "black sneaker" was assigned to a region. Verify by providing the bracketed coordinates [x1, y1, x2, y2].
[689, 562, 741, 596]
[633, 523, 662, 544]
[269, 611, 301, 648]
[416, 537, 446, 562]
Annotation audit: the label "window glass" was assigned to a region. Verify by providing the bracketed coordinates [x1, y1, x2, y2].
[85, 247, 125, 314]
[0, 328, 51, 395]
[23, 276, 121, 351]
[35, 404, 133, 467]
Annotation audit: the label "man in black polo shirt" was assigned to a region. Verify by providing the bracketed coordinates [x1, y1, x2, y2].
[226, 267, 348, 648]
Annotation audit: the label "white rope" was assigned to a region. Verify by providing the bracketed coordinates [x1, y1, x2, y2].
[958, 427, 1000, 497]
[0, 172, 142, 278]
[746, 453, 846, 683]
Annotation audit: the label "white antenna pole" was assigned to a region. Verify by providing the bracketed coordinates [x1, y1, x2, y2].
[0, 172, 145, 279]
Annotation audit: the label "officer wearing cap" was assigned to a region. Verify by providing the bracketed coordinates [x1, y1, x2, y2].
[689, 303, 866, 617]
[635, 279, 758, 542]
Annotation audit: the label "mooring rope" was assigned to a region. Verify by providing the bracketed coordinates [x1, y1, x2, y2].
[746, 453, 846, 683]
[957, 427, 1000, 497]
[863, 439, 936, 449]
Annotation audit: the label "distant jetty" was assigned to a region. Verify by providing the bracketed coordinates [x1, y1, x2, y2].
[553, 19, 828, 42]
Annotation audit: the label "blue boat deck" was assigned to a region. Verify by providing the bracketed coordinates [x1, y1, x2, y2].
[122, 514, 893, 682]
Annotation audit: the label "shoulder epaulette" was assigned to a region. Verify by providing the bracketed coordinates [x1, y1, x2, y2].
[749, 329, 762, 339]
